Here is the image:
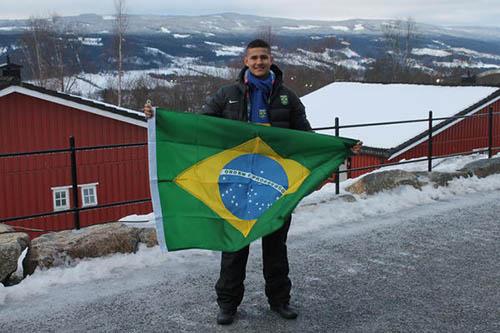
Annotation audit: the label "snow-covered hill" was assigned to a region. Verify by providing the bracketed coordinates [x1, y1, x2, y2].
[1, 13, 499, 41]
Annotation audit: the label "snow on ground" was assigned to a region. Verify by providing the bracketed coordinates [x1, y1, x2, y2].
[293, 152, 500, 235]
[412, 48, 452, 57]
[144, 46, 169, 57]
[433, 59, 500, 69]
[1, 153, 499, 305]
[0, 26, 26, 31]
[66, 59, 237, 97]
[336, 59, 365, 70]
[412, 46, 500, 61]
[301, 82, 499, 148]
[76, 37, 103, 47]
[279, 48, 368, 70]
[450, 47, 500, 61]
[331, 25, 350, 31]
[160, 27, 171, 33]
[204, 41, 245, 56]
[339, 48, 360, 58]
[282, 25, 319, 30]
[354, 24, 365, 31]
[173, 34, 190, 39]
[214, 46, 245, 57]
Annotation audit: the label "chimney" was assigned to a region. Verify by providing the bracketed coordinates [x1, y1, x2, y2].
[0, 55, 22, 82]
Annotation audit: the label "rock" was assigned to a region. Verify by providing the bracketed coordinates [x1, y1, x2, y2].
[0, 223, 14, 234]
[415, 171, 471, 188]
[299, 193, 357, 209]
[337, 194, 357, 203]
[137, 228, 158, 248]
[25, 222, 142, 274]
[24, 222, 160, 274]
[459, 157, 500, 178]
[346, 170, 423, 195]
[0, 232, 30, 284]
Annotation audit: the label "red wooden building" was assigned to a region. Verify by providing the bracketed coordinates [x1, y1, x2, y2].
[302, 82, 500, 178]
[0, 64, 151, 238]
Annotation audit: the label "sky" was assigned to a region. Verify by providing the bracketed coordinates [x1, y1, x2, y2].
[1, 0, 499, 27]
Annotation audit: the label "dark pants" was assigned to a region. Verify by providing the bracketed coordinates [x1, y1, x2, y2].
[215, 216, 292, 311]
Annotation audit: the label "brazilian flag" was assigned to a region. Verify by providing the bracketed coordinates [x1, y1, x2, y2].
[148, 108, 357, 252]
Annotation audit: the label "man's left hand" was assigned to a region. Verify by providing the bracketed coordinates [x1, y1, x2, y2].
[351, 141, 363, 155]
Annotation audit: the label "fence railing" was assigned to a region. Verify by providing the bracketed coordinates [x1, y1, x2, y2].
[311, 106, 498, 194]
[0, 106, 498, 232]
[0, 138, 150, 232]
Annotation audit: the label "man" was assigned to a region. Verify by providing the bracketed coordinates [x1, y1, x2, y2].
[144, 39, 361, 325]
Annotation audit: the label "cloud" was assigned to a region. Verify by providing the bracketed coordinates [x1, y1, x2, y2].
[0, 0, 499, 27]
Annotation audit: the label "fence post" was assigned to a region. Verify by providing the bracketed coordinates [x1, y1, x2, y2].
[488, 106, 493, 159]
[428, 111, 433, 172]
[69, 136, 80, 230]
[335, 117, 340, 195]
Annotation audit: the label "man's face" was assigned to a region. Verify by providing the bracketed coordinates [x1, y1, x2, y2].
[244, 47, 273, 78]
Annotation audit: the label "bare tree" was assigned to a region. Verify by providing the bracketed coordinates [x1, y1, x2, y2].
[380, 17, 418, 81]
[256, 25, 277, 48]
[20, 18, 50, 87]
[19, 16, 81, 91]
[114, 0, 128, 106]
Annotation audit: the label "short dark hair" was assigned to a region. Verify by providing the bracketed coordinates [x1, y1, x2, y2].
[246, 39, 271, 52]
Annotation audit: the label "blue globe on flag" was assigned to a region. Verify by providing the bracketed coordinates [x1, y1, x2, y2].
[218, 154, 289, 220]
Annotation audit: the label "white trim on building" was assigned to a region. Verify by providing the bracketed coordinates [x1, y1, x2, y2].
[0, 85, 147, 128]
[52, 187, 70, 211]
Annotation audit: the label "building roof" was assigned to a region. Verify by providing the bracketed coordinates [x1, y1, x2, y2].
[0, 82, 147, 128]
[301, 82, 500, 156]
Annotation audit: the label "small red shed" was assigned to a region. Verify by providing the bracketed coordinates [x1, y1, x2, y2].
[0, 77, 151, 238]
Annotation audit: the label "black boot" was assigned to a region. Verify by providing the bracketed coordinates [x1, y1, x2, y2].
[216, 308, 236, 325]
[270, 304, 298, 319]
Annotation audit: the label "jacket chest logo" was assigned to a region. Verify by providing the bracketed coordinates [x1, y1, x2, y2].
[280, 95, 289, 106]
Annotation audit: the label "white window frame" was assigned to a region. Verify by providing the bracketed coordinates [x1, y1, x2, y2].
[51, 186, 71, 211]
[79, 183, 99, 207]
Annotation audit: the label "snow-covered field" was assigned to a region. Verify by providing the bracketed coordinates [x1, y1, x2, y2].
[1, 153, 499, 305]
[65, 59, 239, 97]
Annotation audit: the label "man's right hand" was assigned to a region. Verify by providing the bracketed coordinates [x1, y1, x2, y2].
[144, 101, 154, 118]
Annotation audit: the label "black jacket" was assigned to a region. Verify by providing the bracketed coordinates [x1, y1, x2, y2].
[200, 64, 312, 131]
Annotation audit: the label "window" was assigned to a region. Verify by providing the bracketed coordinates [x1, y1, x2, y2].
[80, 183, 98, 207]
[52, 187, 70, 211]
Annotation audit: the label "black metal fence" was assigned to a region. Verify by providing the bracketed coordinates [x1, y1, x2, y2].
[0, 107, 498, 233]
[313, 106, 499, 194]
[0, 138, 150, 232]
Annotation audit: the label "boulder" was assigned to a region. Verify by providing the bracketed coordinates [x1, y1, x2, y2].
[299, 194, 357, 209]
[137, 227, 158, 248]
[0, 223, 14, 234]
[0, 230, 30, 284]
[25, 222, 155, 274]
[346, 170, 423, 195]
[415, 171, 471, 188]
[459, 157, 500, 178]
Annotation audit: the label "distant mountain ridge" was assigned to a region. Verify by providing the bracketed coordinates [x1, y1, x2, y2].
[0, 13, 499, 41]
[1, 12, 499, 96]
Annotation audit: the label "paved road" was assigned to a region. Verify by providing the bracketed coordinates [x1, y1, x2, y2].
[1, 190, 499, 332]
